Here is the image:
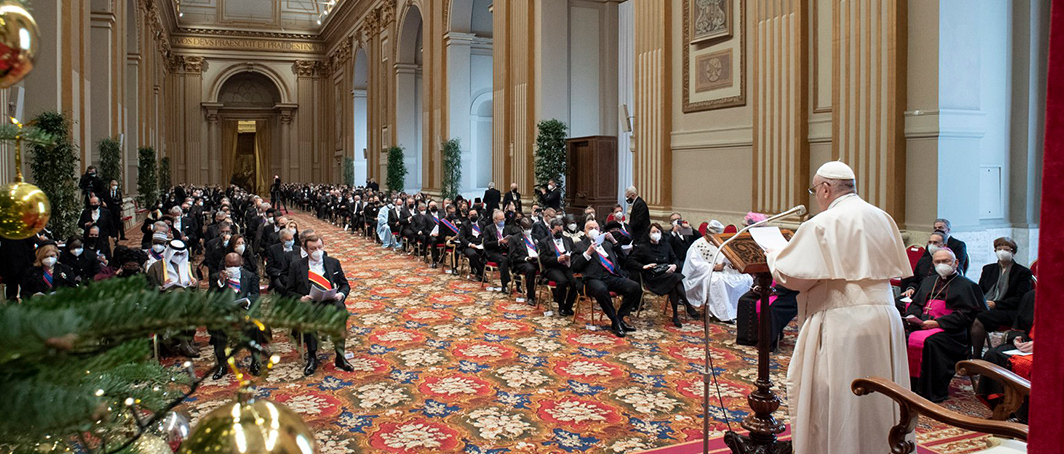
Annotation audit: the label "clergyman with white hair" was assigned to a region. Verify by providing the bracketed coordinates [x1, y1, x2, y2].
[681, 219, 753, 322]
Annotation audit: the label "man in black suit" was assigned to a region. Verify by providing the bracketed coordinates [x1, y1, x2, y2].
[79, 195, 116, 244]
[438, 203, 463, 269]
[969, 236, 1035, 358]
[531, 208, 553, 243]
[459, 208, 487, 279]
[104, 180, 126, 240]
[502, 183, 522, 213]
[483, 209, 512, 293]
[0, 234, 41, 300]
[418, 201, 447, 266]
[934, 218, 970, 275]
[539, 179, 563, 211]
[483, 182, 501, 214]
[398, 197, 416, 251]
[79, 166, 104, 207]
[285, 234, 354, 375]
[264, 228, 296, 291]
[625, 186, 651, 244]
[507, 218, 540, 303]
[208, 252, 264, 379]
[667, 212, 699, 270]
[539, 218, 578, 315]
[572, 220, 642, 337]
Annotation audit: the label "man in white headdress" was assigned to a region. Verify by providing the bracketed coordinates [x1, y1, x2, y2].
[766, 161, 912, 454]
[146, 239, 198, 293]
[681, 220, 754, 322]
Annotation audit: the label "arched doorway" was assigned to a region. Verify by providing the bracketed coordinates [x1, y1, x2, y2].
[448, 0, 493, 197]
[353, 46, 369, 186]
[215, 72, 283, 195]
[396, 5, 424, 191]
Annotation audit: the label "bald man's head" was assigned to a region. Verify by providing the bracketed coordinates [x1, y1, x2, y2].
[224, 252, 243, 268]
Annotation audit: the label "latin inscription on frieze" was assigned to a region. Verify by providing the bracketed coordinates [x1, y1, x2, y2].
[173, 36, 322, 53]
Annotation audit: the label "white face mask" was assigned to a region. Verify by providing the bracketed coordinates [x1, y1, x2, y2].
[927, 244, 941, 255]
[523, 229, 533, 237]
[152, 244, 166, 253]
[996, 249, 1014, 263]
[615, 214, 624, 222]
[42, 257, 57, 268]
[226, 266, 241, 279]
[235, 244, 246, 255]
[567, 223, 578, 232]
[310, 250, 324, 262]
[72, 248, 84, 257]
[650, 232, 662, 243]
[587, 229, 600, 241]
[548, 185, 555, 191]
[935, 263, 955, 278]
[267, 218, 275, 225]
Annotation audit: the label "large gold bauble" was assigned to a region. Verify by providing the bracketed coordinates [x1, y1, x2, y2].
[0, 181, 49, 239]
[132, 434, 174, 454]
[178, 398, 316, 454]
[0, 0, 39, 88]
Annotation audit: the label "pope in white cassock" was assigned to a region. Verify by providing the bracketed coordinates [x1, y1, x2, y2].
[767, 161, 913, 454]
[682, 220, 754, 322]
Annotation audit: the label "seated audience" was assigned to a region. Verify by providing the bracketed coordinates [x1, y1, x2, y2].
[21, 243, 77, 298]
[285, 234, 354, 375]
[666, 212, 698, 269]
[208, 252, 264, 379]
[538, 218, 578, 316]
[970, 237, 1034, 358]
[459, 208, 486, 280]
[682, 220, 754, 322]
[507, 218, 540, 303]
[483, 210, 512, 293]
[934, 218, 970, 275]
[976, 288, 1035, 422]
[60, 237, 100, 284]
[572, 220, 642, 338]
[905, 248, 986, 402]
[631, 223, 699, 327]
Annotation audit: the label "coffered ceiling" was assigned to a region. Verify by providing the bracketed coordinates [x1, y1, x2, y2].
[174, 0, 340, 35]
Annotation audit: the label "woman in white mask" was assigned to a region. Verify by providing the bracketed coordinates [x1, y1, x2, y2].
[225, 234, 260, 275]
[970, 236, 1034, 359]
[60, 237, 100, 284]
[22, 244, 78, 298]
[630, 223, 700, 327]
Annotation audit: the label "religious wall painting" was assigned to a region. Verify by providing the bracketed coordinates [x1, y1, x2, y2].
[689, 0, 732, 44]
[694, 49, 734, 93]
[684, 0, 746, 112]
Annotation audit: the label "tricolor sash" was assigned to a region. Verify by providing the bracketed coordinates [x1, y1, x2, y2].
[227, 278, 241, 293]
[523, 235, 537, 251]
[441, 218, 460, 234]
[42, 270, 54, 288]
[308, 269, 332, 290]
[150, 250, 163, 261]
[594, 249, 617, 275]
[552, 239, 564, 257]
[472, 224, 481, 237]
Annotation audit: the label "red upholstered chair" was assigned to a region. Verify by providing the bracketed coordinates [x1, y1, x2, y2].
[723, 224, 738, 234]
[1031, 260, 1039, 289]
[891, 245, 926, 287]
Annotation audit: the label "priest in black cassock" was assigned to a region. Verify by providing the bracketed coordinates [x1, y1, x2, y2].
[905, 248, 987, 402]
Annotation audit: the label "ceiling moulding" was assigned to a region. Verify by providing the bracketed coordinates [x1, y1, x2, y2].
[174, 27, 319, 40]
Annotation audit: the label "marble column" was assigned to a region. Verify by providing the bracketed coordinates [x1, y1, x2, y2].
[294, 60, 321, 183]
[278, 106, 296, 184]
[633, 0, 672, 212]
[203, 103, 222, 186]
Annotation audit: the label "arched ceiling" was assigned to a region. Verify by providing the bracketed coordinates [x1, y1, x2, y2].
[174, 0, 341, 34]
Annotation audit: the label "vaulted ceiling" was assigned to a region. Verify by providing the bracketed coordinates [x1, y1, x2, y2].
[174, 0, 340, 34]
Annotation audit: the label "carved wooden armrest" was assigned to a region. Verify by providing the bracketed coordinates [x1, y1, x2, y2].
[852, 377, 1028, 454]
[956, 359, 1031, 421]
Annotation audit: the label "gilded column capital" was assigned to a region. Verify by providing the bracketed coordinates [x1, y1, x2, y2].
[293, 60, 323, 78]
[175, 55, 207, 74]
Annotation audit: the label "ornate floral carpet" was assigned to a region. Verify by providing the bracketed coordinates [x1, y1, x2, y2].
[136, 212, 992, 453]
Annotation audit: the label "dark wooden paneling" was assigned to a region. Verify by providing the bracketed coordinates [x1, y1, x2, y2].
[565, 136, 618, 220]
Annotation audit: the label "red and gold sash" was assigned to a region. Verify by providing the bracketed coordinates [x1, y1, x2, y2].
[308, 269, 332, 290]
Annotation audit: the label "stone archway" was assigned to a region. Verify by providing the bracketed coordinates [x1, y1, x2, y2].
[396, 5, 424, 191]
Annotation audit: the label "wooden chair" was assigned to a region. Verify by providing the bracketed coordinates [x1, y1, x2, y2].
[851, 360, 1030, 453]
[482, 261, 502, 291]
[956, 359, 1031, 422]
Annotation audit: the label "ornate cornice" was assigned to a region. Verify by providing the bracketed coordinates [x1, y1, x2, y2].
[325, 36, 353, 73]
[172, 55, 207, 74]
[174, 27, 318, 40]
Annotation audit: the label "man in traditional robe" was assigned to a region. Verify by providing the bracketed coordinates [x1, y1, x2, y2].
[905, 248, 986, 402]
[767, 161, 913, 454]
[682, 220, 753, 322]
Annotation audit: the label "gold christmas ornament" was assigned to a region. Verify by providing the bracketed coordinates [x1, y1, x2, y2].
[0, 180, 49, 239]
[0, 0, 40, 88]
[178, 398, 316, 454]
[0, 118, 49, 240]
[132, 433, 174, 454]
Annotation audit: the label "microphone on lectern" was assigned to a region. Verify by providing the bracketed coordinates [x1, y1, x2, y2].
[747, 205, 807, 229]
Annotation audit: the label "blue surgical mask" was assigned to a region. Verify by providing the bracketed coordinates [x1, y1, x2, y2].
[284, 240, 295, 249]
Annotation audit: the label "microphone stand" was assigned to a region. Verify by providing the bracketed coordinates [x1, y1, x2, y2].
[702, 206, 804, 454]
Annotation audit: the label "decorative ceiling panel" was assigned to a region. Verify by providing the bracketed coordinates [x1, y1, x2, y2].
[176, 0, 328, 34]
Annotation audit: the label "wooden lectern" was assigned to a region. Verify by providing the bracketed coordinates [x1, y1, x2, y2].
[706, 230, 794, 454]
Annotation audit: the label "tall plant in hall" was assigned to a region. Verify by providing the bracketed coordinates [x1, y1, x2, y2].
[343, 156, 355, 187]
[158, 156, 171, 192]
[441, 138, 462, 200]
[386, 146, 407, 193]
[28, 111, 80, 240]
[97, 137, 121, 185]
[137, 147, 158, 209]
[534, 119, 568, 195]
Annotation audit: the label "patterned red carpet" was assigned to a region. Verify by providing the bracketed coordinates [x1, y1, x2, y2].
[136, 212, 992, 453]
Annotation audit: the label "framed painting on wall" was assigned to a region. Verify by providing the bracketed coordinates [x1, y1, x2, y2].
[689, 0, 732, 44]
[683, 0, 746, 112]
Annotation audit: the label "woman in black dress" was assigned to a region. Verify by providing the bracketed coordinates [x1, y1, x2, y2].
[226, 234, 260, 275]
[630, 223, 700, 327]
[59, 237, 100, 284]
[21, 244, 78, 299]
